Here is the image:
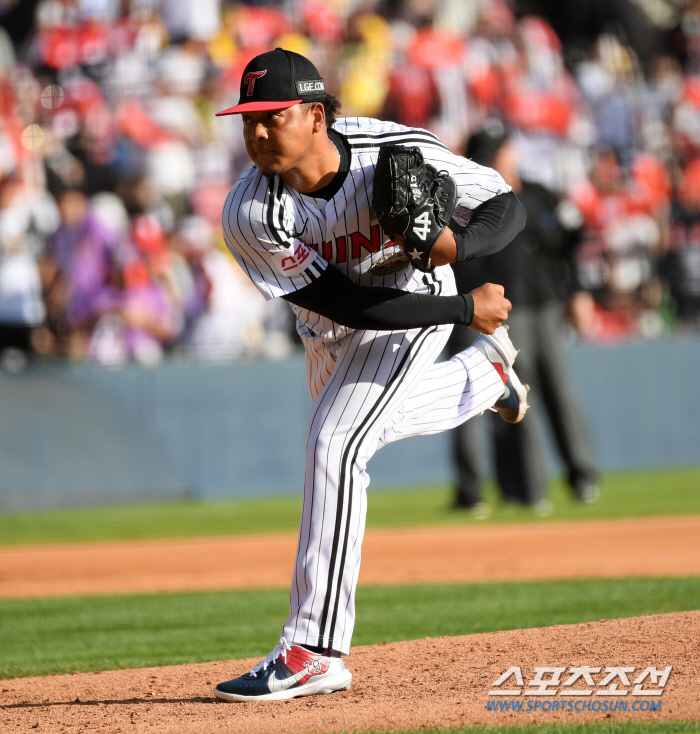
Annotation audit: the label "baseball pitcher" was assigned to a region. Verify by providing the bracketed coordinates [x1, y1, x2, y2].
[214, 48, 527, 702]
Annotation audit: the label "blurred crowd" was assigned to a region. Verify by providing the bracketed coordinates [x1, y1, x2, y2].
[2, 0, 700, 370]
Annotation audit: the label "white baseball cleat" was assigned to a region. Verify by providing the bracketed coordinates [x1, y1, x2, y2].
[472, 325, 529, 424]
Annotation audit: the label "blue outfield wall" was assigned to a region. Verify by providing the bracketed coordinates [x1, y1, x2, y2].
[1, 336, 699, 510]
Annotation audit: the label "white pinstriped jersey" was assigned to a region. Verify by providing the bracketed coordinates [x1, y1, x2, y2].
[221, 117, 510, 346]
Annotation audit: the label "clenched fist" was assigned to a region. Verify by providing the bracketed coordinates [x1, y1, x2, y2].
[469, 283, 511, 334]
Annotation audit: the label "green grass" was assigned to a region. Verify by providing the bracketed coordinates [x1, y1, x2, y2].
[367, 725, 700, 734]
[1, 576, 698, 680]
[1, 467, 699, 547]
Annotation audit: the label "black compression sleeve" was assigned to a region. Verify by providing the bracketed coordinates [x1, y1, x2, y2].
[283, 264, 474, 330]
[453, 191, 526, 262]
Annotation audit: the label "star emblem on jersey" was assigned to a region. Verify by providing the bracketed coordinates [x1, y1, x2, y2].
[214, 637, 352, 702]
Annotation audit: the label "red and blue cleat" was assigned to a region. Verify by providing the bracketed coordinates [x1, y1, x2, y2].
[473, 325, 529, 424]
[214, 637, 352, 702]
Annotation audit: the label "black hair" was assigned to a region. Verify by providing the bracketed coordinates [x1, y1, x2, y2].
[301, 93, 342, 128]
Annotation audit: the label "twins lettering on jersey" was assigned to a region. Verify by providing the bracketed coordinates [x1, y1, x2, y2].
[306, 224, 383, 263]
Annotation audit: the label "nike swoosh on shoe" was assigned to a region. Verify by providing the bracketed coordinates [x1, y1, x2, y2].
[267, 668, 308, 693]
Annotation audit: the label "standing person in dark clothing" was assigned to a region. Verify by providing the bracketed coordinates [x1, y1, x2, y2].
[664, 159, 700, 328]
[450, 123, 599, 511]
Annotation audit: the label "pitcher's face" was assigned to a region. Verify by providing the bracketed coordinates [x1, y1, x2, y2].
[241, 105, 315, 176]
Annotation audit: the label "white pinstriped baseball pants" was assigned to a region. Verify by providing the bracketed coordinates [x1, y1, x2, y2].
[282, 322, 504, 655]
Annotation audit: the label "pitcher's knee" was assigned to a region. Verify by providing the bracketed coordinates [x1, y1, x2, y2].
[306, 427, 349, 466]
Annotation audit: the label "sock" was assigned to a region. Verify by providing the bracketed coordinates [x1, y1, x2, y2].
[301, 644, 327, 655]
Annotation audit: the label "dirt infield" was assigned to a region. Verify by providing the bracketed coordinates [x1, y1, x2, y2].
[2, 611, 698, 733]
[2, 515, 699, 598]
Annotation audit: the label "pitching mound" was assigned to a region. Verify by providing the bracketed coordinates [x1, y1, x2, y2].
[2, 611, 698, 733]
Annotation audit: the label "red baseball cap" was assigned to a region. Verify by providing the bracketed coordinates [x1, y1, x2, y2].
[216, 47, 326, 116]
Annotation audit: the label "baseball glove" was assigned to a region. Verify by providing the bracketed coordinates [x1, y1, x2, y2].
[372, 144, 457, 272]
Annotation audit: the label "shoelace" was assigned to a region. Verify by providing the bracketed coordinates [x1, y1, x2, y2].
[248, 637, 292, 676]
